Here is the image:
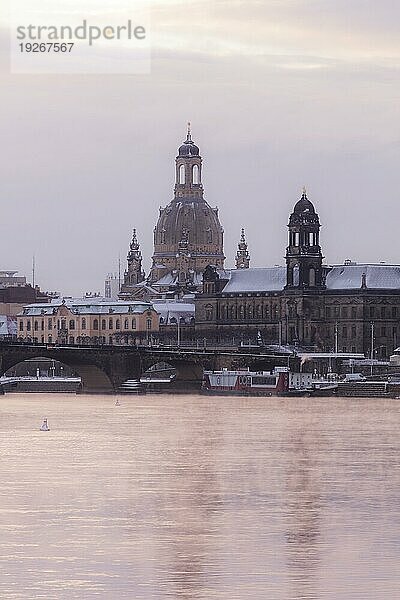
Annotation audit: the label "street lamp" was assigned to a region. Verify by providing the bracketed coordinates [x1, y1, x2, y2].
[370, 321, 375, 376]
[334, 322, 339, 354]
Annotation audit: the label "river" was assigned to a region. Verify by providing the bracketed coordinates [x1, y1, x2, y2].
[0, 393, 400, 599]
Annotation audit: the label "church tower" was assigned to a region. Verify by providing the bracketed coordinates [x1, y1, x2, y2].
[149, 125, 225, 293]
[235, 228, 250, 269]
[285, 188, 325, 289]
[124, 229, 145, 286]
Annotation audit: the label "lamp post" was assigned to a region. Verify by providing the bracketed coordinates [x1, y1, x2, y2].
[370, 321, 375, 376]
[334, 322, 339, 354]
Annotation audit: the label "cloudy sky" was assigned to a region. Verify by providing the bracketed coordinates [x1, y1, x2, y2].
[1, 0, 400, 295]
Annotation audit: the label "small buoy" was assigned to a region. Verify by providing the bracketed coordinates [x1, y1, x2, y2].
[40, 418, 50, 432]
[115, 398, 121, 406]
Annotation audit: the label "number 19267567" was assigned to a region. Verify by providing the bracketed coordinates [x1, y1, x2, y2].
[19, 43, 74, 53]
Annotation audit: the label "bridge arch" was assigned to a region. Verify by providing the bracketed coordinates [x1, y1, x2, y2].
[2, 353, 114, 394]
[0, 345, 144, 394]
[141, 358, 204, 390]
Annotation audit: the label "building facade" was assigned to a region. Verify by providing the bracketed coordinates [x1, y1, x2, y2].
[196, 190, 400, 359]
[17, 298, 159, 345]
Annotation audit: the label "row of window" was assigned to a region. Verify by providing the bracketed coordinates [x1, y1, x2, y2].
[325, 306, 399, 319]
[178, 163, 201, 185]
[209, 305, 281, 321]
[205, 304, 400, 322]
[19, 317, 140, 332]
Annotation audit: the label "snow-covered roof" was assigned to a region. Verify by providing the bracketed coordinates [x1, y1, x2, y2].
[222, 267, 286, 293]
[152, 300, 195, 324]
[152, 271, 204, 288]
[19, 298, 154, 317]
[326, 264, 400, 290]
[0, 316, 17, 335]
[219, 264, 400, 294]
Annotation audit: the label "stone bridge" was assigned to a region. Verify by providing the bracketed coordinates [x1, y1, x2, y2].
[0, 342, 296, 393]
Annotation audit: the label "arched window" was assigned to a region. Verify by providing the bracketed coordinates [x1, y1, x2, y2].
[41, 320, 44, 331]
[179, 164, 185, 184]
[19, 321, 24, 331]
[159, 317, 164, 324]
[27, 321, 31, 332]
[48, 334, 52, 343]
[132, 318, 136, 330]
[239, 305, 245, 320]
[82, 318, 86, 330]
[124, 319, 129, 329]
[93, 319, 99, 330]
[101, 319, 106, 330]
[109, 318, 113, 330]
[207, 228, 212, 244]
[293, 265, 300, 286]
[205, 305, 213, 321]
[116, 319, 120, 330]
[192, 164, 200, 184]
[146, 319, 152, 330]
[48, 319, 52, 330]
[309, 268, 316, 287]
[69, 319, 75, 330]
[69, 336, 74, 345]
[34, 321, 38, 331]
[161, 228, 166, 244]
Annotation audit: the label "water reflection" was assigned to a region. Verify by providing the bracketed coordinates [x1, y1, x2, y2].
[1, 395, 400, 599]
[284, 433, 321, 600]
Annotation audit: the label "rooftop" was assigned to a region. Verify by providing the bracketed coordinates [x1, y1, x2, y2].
[219, 263, 400, 294]
[19, 298, 154, 317]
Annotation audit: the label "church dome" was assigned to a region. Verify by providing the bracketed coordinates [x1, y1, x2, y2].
[293, 188, 316, 214]
[149, 126, 225, 289]
[154, 199, 223, 248]
[289, 188, 320, 225]
[178, 123, 200, 156]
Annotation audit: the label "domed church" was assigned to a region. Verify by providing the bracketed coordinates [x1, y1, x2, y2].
[121, 125, 226, 298]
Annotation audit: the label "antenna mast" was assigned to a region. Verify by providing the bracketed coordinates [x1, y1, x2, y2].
[32, 254, 36, 288]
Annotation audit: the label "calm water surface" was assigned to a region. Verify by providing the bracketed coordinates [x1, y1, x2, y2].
[0, 393, 400, 599]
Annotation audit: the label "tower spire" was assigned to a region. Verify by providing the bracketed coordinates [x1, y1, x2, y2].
[285, 190, 325, 289]
[235, 228, 250, 269]
[175, 123, 203, 199]
[123, 229, 145, 287]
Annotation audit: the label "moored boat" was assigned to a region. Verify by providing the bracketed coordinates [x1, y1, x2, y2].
[202, 367, 322, 397]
